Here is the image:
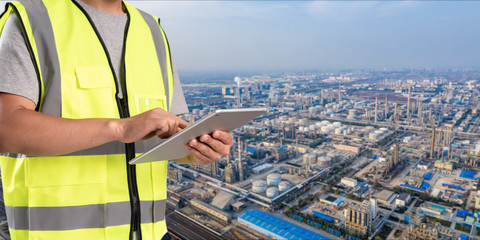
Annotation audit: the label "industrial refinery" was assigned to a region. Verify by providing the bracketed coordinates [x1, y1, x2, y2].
[149, 68, 480, 240]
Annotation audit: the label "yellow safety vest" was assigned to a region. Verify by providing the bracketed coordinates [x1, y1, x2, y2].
[0, 0, 174, 239]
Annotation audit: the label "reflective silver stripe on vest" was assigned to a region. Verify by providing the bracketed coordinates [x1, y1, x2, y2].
[138, 10, 170, 111]
[5, 200, 166, 231]
[19, 0, 62, 117]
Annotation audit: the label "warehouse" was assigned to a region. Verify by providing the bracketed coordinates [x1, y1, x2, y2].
[238, 209, 330, 240]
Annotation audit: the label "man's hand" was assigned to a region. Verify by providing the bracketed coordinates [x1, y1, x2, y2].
[115, 108, 189, 143]
[184, 130, 233, 165]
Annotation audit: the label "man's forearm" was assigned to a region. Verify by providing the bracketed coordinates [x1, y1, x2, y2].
[0, 107, 120, 156]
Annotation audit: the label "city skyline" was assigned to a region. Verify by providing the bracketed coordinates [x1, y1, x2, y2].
[1, 1, 479, 72]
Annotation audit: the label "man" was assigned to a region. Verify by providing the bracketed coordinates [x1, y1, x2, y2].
[0, 0, 233, 239]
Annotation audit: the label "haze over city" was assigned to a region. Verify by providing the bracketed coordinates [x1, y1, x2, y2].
[127, 1, 480, 71]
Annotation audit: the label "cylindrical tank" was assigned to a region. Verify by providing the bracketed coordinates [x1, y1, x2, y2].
[278, 181, 291, 192]
[380, 127, 388, 132]
[321, 120, 330, 125]
[252, 180, 267, 193]
[266, 187, 279, 198]
[327, 151, 337, 160]
[303, 154, 317, 165]
[321, 126, 329, 133]
[333, 122, 341, 127]
[369, 133, 379, 141]
[267, 173, 282, 186]
[317, 157, 331, 167]
[374, 130, 383, 135]
[335, 127, 343, 135]
[313, 149, 325, 157]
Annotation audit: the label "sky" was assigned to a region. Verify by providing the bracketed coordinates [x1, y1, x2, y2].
[2, 1, 480, 72]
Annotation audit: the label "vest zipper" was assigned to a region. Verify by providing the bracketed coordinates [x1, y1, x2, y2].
[71, 1, 141, 239]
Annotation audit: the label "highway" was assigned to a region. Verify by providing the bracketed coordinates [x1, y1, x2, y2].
[166, 207, 224, 240]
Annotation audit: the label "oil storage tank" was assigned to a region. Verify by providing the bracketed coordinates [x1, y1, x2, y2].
[252, 180, 267, 193]
[278, 181, 291, 192]
[267, 173, 281, 186]
[266, 187, 279, 198]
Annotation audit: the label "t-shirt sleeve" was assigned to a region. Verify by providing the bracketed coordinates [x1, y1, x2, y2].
[169, 57, 189, 115]
[0, 14, 40, 105]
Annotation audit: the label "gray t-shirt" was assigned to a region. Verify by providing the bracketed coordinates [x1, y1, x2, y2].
[0, 0, 188, 115]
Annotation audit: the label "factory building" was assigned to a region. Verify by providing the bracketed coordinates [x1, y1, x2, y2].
[405, 211, 453, 240]
[238, 209, 330, 240]
[434, 159, 453, 172]
[190, 198, 232, 223]
[395, 193, 411, 207]
[341, 177, 358, 188]
[251, 163, 273, 174]
[374, 190, 396, 205]
[344, 199, 377, 236]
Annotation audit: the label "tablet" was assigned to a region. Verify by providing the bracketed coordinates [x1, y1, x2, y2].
[129, 108, 268, 164]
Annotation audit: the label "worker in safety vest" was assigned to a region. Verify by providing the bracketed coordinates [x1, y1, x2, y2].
[0, 0, 233, 239]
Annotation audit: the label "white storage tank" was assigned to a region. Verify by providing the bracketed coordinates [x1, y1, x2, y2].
[303, 154, 317, 165]
[266, 187, 279, 198]
[380, 127, 388, 132]
[252, 180, 267, 193]
[313, 149, 325, 157]
[199, 109, 208, 116]
[317, 157, 331, 168]
[333, 122, 342, 127]
[267, 174, 282, 186]
[327, 151, 337, 160]
[321, 120, 330, 125]
[278, 181, 290, 192]
[369, 133, 379, 141]
[374, 130, 383, 135]
[335, 127, 343, 135]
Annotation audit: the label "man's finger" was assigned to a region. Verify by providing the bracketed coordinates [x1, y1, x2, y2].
[176, 117, 189, 129]
[199, 135, 229, 156]
[186, 145, 214, 165]
[212, 130, 233, 145]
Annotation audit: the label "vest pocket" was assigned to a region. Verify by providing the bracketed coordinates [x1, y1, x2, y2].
[62, 66, 118, 119]
[132, 94, 166, 116]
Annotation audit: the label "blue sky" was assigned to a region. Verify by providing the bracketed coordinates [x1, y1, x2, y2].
[2, 1, 479, 71]
[129, 1, 480, 71]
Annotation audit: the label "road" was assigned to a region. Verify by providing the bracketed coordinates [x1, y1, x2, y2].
[166, 207, 224, 240]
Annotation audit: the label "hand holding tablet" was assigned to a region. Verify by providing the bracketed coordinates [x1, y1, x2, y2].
[129, 108, 267, 164]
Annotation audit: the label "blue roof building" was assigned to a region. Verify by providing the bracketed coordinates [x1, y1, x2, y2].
[238, 209, 331, 240]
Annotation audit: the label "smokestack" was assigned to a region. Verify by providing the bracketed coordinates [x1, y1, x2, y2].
[375, 96, 378, 123]
[238, 137, 243, 181]
[418, 97, 422, 123]
[430, 127, 436, 159]
[385, 96, 389, 118]
[407, 86, 411, 124]
[394, 100, 398, 122]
